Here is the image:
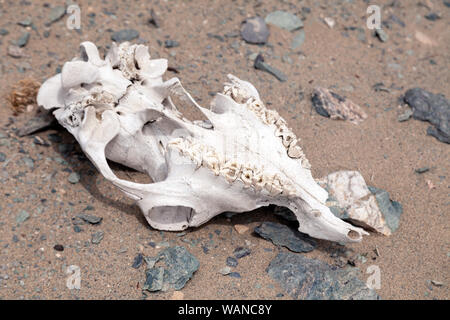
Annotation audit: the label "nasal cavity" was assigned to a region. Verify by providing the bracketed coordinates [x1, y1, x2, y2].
[347, 230, 361, 240]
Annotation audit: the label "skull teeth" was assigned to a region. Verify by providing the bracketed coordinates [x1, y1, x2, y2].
[167, 138, 299, 197]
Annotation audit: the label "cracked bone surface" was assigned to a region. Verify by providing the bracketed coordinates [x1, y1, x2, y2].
[37, 41, 368, 243]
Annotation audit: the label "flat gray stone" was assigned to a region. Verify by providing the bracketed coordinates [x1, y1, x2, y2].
[47, 6, 66, 25]
[16, 210, 30, 224]
[111, 29, 139, 43]
[265, 11, 303, 31]
[68, 172, 80, 184]
[143, 246, 199, 292]
[76, 213, 102, 225]
[241, 16, 270, 44]
[267, 252, 380, 300]
[16, 32, 30, 47]
[254, 222, 316, 253]
[367, 186, 403, 233]
[291, 30, 305, 49]
[17, 112, 56, 137]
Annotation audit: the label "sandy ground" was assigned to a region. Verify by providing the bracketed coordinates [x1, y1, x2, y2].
[0, 0, 449, 300]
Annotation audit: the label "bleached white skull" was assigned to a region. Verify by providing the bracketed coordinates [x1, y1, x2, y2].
[37, 41, 368, 243]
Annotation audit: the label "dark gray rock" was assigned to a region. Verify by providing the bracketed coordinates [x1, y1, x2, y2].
[132, 253, 144, 269]
[229, 272, 241, 278]
[164, 40, 179, 48]
[404, 88, 450, 143]
[143, 246, 199, 292]
[53, 244, 64, 251]
[148, 9, 161, 28]
[0, 152, 6, 162]
[233, 247, 251, 259]
[16, 32, 30, 47]
[265, 11, 303, 31]
[425, 13, 441, 21]
[226, 257, 238, 267]
[240, 16, 270, 44]
[0, 28, 9, 36]
[254, 54, 287, 82]
[375, 29, 389, 42]
[111, 29, 139, 42]
[311, 92, 331, 117]
[76, 213, 102, 225]
[415, 167, 430, 174]
[267, 252, 380, 300]
[143, 267, 164, 291]
[254, 222, 316, 253]
[367, 186, 403, 233]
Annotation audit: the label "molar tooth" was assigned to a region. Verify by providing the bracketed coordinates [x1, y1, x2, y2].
[252, 170, 266, 191]
[275, 117, 287, 126]
[269, 175, 283, 196]
[263, 109, 279, 125]
[301, 158, 311, 169]
[220, 161, 242, 183]
[275, 124, 288, 137]
[282, 132, 296, 148]
[287, 144, 304, 159]
[240, 166, 253, 187]
[203, 150, 221, 175]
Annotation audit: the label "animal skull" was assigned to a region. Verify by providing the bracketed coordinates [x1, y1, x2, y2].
[37, 41, 368, 243]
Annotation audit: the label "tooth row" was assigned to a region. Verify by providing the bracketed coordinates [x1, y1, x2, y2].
[168, 137, 298, 197]
[223, 86, 311, 170]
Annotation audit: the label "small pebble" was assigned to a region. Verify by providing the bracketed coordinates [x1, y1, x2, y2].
[233, 247, 251, 259]
[415, 167, 430, 174]
[233, 224, 249, 234]
[218, 267, 231, 275]
[53, 244, 64, 252]
[226, 257, 238, 267]
[68, 172, 80, 184]
[375, 29, 389, 42]
[164, 40, 179, 48]
[91, 231, 104, 244]
[132, 253, 144, 269]
[111, 29, 139, 42]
